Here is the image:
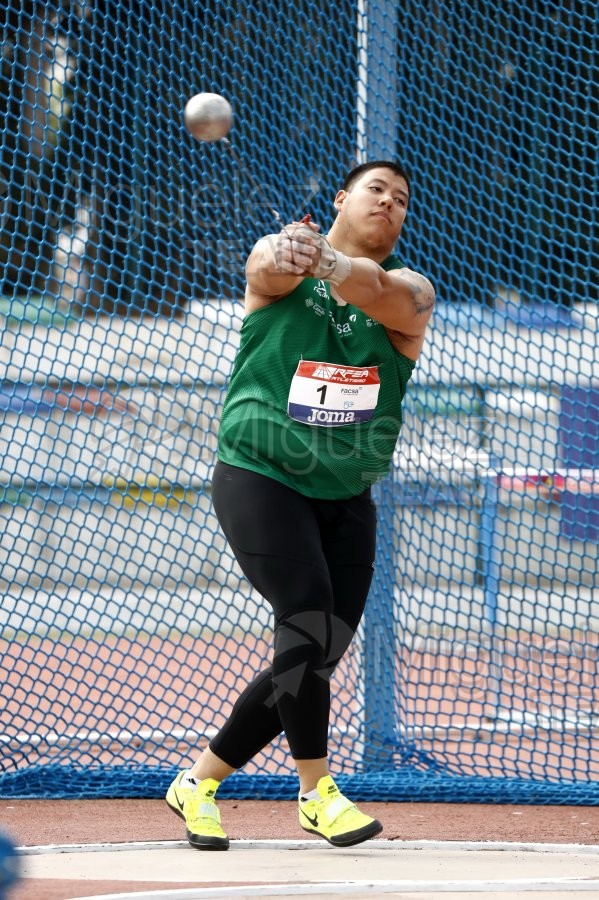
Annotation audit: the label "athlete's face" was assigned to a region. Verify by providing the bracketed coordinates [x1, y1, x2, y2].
[333, 167, 409, 250]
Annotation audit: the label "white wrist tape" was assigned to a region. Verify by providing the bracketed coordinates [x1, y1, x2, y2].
[327, 251, 352, 285]
[309, 239, 351, 285]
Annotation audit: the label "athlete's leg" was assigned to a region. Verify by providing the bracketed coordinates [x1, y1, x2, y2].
[201, 472, 377, 768]
[315, 488, 377, 668]
[191, 466, 376, 785]
[205, 462, 335, 770]
[179, 477, 381, 847]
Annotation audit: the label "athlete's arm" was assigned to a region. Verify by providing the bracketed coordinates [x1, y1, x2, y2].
[245, 222, 435, 356]
[296, 226, 434, 350]
[329, 259, 435, 338]
[244, 219, 320, 312]
[336, 261, 435, 359]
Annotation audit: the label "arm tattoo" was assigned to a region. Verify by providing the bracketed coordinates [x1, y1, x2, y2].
[397, 268, 436, 315]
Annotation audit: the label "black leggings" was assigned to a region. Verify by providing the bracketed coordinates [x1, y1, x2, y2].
[209, 461, 377, 765]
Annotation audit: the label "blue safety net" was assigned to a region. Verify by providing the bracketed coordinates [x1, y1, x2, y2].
[0, 1, 597, 802]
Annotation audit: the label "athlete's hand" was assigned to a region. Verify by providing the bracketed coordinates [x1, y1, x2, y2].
[305, 232, 343, 282]
[306, 233, 352, 286]
[271, 215, 351, 285]
[273, 216, 321, 275]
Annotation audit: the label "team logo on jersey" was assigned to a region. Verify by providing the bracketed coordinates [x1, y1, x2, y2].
[306, 283, 358, 336]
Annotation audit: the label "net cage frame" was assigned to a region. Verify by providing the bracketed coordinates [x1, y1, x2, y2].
[0, 0, 598, 802]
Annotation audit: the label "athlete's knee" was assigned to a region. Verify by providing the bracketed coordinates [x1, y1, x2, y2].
[274, 608, 356, 675]
[275, 608, 329, 651]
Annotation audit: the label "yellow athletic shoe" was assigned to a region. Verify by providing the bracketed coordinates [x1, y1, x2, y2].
[298, 775, 382, 847]
[166, 771, 229, 850]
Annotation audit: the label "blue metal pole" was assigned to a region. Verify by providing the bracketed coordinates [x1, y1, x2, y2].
[363, 477, 399, 767]
[479, 462, 502, 717]
[480, 469, 500, 627]
[359, 0, 399, 768]
[356, 0, 400, 162]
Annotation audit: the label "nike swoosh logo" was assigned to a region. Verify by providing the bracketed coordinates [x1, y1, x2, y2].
[173, 789, 185, 812]
[301, 808, 319, 828]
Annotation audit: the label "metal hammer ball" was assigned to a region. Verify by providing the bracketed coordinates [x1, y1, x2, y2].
[184, 92, 233, 142]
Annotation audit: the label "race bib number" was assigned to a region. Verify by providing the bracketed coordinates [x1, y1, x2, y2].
[287, 360, 380, 427]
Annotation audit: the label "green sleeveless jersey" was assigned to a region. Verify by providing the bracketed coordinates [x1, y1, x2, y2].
[217, 255, 416, 499]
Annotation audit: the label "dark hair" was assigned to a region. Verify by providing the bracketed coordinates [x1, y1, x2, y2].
[341, 160, 411, 192]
